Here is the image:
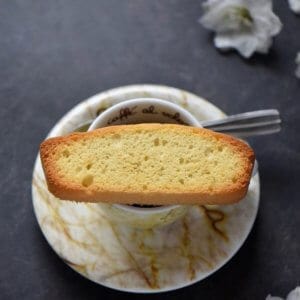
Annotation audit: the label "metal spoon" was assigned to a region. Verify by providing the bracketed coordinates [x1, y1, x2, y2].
[201, 109, 281, 138]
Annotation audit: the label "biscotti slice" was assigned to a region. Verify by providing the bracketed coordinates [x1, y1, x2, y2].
[40, 124, 255, 205]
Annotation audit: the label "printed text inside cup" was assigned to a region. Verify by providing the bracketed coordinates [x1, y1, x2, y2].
[107, 105, 188, 125]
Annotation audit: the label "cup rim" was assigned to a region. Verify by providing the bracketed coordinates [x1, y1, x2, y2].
[88, 97, 201, 131]
[88, 97, 202, 213]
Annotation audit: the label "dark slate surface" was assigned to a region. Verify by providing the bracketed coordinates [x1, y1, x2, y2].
[0, 1, 299, 299]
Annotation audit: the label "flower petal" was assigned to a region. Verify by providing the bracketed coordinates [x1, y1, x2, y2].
[288, 0, 300, 14]
[287, 286, 300, 300]
[214, 33, 258, 58]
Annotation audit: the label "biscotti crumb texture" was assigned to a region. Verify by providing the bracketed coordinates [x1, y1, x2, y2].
[40, 124, 255, 205]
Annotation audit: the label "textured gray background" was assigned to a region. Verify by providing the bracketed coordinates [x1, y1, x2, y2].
[0, 1, 299, 299]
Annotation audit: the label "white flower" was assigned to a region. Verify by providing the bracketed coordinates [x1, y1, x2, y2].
[199, 0, 282, 58]
[288, 0, 300, 14]
[266, 286, 300, 300]
[296, 52, 300, 79]
[287, 286, 300, 300]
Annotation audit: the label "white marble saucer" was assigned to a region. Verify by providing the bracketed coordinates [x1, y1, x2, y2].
[32, 84, 260, 293]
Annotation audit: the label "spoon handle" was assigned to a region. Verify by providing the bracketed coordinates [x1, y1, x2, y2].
[201, 109, 281, 137]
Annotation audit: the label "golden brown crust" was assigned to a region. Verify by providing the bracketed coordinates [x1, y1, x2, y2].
[40, 124, 255, 205]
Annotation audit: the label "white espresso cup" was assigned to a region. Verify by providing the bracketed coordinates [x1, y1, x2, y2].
[88, 98, 202, 229]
